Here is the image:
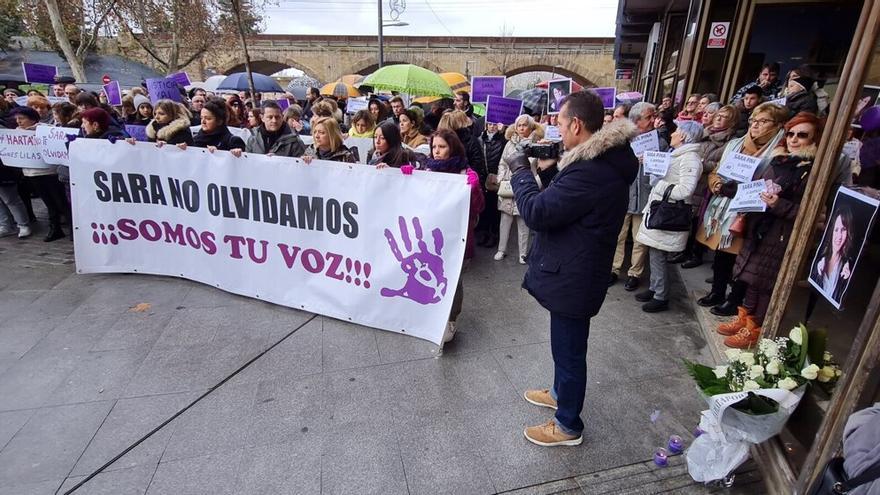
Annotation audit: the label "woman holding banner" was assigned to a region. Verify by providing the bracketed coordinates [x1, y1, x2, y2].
[368, 122, 419, 168]
[185, 98, 247, 152]
[425, 128, 484, 343]
[698, 102, 785, 329]
[13, 107, 69, 242]
[303, 117, 357, 163]
[143, 100, 194, 147]
[725, 113, 821, 348]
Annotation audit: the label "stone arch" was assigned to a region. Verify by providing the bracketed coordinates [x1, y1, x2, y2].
[220, 58, 323, 82]
[343, 56, 445, 77]
[504, 64, 599, 88]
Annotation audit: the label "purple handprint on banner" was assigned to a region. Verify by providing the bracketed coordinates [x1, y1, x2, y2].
[381, 216, 447, 305]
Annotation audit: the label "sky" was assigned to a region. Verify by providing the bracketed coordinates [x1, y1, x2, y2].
[262, 0, 619, 37]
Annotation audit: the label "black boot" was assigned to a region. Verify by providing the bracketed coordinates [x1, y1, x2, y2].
[44, 225, 65, 242]
[681, 255, 704, 269]
[710, 300, 738, 317]
[668, 252, 689, 264]
[697, 292, 725, 307]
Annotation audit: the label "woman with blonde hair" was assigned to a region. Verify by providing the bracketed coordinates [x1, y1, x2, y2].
[142, 99, 194, 146]
[491, 113, 544, 264]
[26, 95, 53, 124]
[303, 117, 358, 163]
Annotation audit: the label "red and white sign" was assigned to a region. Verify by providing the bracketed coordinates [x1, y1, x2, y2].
[707, 22, 730, 48]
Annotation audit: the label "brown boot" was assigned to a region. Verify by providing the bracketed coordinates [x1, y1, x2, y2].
[724, 317, 761, 348]
[717, 307, 749, 336]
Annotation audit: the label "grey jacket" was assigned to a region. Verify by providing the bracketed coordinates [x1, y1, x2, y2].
[245, 129, 306, 157]
[844, 403, 880, 495]
[627, 131, 669, 214]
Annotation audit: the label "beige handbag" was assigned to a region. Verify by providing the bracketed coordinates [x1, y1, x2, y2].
[498, 180, 514, 199]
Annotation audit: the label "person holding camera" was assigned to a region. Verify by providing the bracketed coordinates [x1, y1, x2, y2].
[634, 121, 704, 313]
[510, 91, 639, 447]
[493, 114, 544, 264]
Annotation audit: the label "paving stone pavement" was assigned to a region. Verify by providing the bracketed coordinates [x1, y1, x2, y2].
[0, 223, 764, 495]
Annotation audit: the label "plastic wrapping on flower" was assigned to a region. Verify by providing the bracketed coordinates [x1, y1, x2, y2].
[686, 387, 805, 482]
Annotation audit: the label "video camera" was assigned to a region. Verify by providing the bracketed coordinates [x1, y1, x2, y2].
[516, 141, 561, 160]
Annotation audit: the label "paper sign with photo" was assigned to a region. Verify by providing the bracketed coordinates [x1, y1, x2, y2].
[545, 125, 561, 141]
[717, 152, 763, 183]
[630, 130, 660, 157]
[728, 180, 768, 213]
[643, 151, 671, 177]
[547, 78, 572, 115]
[808, 187, 880, 310]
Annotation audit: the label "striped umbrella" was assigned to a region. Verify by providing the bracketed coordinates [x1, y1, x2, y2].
[337, 74, 365, 86]
[520, 88, 548, 114]
[320, 81, 360, 98]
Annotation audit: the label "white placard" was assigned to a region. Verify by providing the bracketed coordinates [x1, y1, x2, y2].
[36, 124, 79, 165]
[346, 98, 369, 114]
[842, 140, 861, 161]
[544, 125, 561, 141]
[0, 129, 51, 168]
[643, 150, 672, 176]
[68, 140, 470, 346]
[301, 135, 373, 165]
[728, 179, 767, 213]
[14, 95, 68, 107]
[630, 130, 660, 157]
[717, 151, 763, 183]
[770, 97, 787, 107]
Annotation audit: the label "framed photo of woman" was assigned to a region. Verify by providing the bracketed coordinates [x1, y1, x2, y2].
[547, 78, 572, 115]
[808, 187, 880, 309]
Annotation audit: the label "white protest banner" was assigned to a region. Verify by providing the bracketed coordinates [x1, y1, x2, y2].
[728, 179, 767, 213]
[643, 150, 672, 176]
[15, 95, 68, 107]
[189, 126, 252, 142]
[346, 97, 369, 114]
[717, 152, 763, 183]
[630, 129, 660, 157]
[544, 126, 561, 141]
[68, 140, 469, 345]
[36, 124, 78, 165]
[0, 129, 51, 168]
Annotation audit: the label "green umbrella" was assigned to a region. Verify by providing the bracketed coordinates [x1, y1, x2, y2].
[362, 64, 453, 98]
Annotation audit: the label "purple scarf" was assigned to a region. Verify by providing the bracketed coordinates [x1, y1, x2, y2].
[425, 155, 467, 174]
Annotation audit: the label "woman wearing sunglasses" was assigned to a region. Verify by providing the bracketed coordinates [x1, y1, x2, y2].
[722, 112, 822, 348]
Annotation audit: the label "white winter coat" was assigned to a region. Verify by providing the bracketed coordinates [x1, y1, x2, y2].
[636, 142, 702, 253]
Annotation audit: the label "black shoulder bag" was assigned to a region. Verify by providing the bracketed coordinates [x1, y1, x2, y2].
[645, 184, 691, 232]
[810, 457, 880, 494]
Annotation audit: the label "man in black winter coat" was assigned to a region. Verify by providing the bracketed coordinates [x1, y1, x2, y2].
[510, 91, 639, 447]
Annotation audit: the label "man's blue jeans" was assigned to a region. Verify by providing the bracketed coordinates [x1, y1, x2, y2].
[548, 312, 590, 436]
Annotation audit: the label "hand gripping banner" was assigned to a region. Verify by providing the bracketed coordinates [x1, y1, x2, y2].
[68, 140, 470, 345]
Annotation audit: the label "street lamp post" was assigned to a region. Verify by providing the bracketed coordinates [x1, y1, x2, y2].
[378, 0, 408, 69]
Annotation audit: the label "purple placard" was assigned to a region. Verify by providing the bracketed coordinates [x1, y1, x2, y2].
[485, 95, 523, 126]
[590, 87, 617, 109]
[22, 62, 58, 84]
[125, 125, 148, 142]
[276, 98, 290, 111]
[471, 76, 506, 104]
[168, 72, 191, 87]
[103, 81, 122, 106]
[145, 77, 182, 105]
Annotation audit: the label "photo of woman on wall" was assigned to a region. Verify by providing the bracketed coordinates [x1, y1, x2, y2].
[809, 187, 880, 309]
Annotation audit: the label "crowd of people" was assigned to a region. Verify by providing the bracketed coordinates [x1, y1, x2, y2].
[1, 61, 877, 351]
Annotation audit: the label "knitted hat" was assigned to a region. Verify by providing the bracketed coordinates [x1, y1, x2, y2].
[10, 106, 40, 123]
[133, 94, 152, 109]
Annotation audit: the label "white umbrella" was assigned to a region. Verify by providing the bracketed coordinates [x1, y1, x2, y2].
[202, 75, 227, 92]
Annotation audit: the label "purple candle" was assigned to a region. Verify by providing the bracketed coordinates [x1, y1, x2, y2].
[668, 435, 684, 455]
[654, 448, 669, 467]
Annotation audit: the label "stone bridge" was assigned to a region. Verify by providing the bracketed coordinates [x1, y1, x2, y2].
[105, 34, 618, 88]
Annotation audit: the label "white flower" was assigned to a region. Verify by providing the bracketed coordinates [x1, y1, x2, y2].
[712, 365, 729, 379]
[725, 349, 742, 361]
[836, 369, 843, 378]
[789, 327, 804, 346]
[778, 377, 799, 391]
[739, 352, 756, 366]
[801, 364, 820, 380]
[818, 366, 837, 383]
[758, 339, 779, 358]
[823, 351, 832, 363]
[749, 365, 764, 380]
[743, 380, 761, 392]
[765, 360, 780, 375]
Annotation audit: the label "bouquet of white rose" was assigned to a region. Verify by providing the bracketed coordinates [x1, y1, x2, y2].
[683, 324, 841, 482]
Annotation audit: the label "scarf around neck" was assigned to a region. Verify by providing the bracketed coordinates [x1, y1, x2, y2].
[742, 126, 778, 157]
[425, 155, 467, 174]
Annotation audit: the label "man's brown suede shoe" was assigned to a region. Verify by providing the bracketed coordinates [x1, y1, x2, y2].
[524, 420, 583, 447]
